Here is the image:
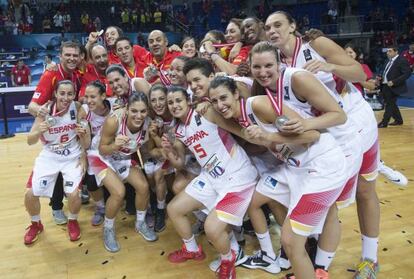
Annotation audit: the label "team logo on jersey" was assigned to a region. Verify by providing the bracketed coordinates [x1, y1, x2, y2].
[283, 86, 290, 100]
[204, 154, 225, 178]
[70, 110, 76, 120]
[33, 92, 41, 99]
[65, 181, 74, 187]
[269, 144, 300, 167]
[48, 123, 77, 134]
[184, 130, 209, 146]
[303, 49, 313, 62]
[195, 114, 202, 126]
[192, 179, 206, 191]
[264, 176, 278, 189]
[40, 179, 48, 189]
[118, 166, 127, 174]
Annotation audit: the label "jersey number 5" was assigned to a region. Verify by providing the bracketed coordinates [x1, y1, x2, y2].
[60, 134, 69, 143]
[194, 143, 207, 159]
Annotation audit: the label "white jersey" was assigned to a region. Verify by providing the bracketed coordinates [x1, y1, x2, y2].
[40, 101, 81, 159]
[107, 109, 150, 160]
[280, 67, 359, 152]
[245, 96, 339, 167]
[175, 109, 252, 179]
[82, 99, 115, 151]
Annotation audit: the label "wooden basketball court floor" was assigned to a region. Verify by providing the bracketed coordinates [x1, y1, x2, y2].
[1, 109, 413, 279]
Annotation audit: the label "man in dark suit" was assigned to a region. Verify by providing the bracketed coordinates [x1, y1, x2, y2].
[378, 46, 411, 128]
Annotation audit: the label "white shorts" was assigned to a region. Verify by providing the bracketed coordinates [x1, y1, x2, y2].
[250, 151, 282, 177]
[144, 158, 174, 176]
[183, 154, 201, 175]
[256, 146, 347, 236]
[185, 165, 258, 226]
[87, 150, 138, 186]
[27, 154, 83, 198]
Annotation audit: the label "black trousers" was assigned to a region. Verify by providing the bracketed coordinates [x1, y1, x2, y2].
[381, 85, 403, 124]
[50, 173, 64, 210]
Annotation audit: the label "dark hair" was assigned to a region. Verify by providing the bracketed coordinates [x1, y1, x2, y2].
[115, 36, 132, 49]
[344, 43, 362, 61]
[149, 84, 168, 101]
[173, 55, 190, 64]
[249, 41, 280, 64]
[86, 80, 106, 95]
[205, 30, 226, 43]
[105, 26, 124, 38]
[45, 54, 53, 60]
[128, 91, 148, 107]
[60, 41, 80, 54]
[388, 45, 399, 52]
[106, 64, 127, 77]
[183, 57, 214, 77]
[267, 11, 301, 37]
[56, 80, 74, 91]
[209, 76, 237, 95]
[167, 85, 189, 99]
[181, 36, 196, 47]
[79, 44, 87, 59]
[228, 18, 243, 30]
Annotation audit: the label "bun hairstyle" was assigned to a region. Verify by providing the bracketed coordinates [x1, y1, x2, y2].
[56, 79, 75, 91]
[249, 41, 281, 64]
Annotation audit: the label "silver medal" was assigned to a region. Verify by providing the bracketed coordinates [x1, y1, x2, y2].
[114, 98, 125, 106]
[154, 116, 164, 128]
[128, 140, 137, 150]
[275, 115, 289, 130]
[45, 115, 57, 126]
[79, 119, 89, 129]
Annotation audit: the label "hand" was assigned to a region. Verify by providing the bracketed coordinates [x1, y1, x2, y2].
[387, 81, 394, 87]
[75, 124, 87, 137]
[168, 44, 182, 52]
[39, 121, 50, 133]
[143, 65, 159, 81]
[203, 40, 216, 55]
[244, 125, 269, 142]
[76, 152, 87, 175]
[303, 60, 334, 74]
[37, 100, 52, 118]
[88, 31, 99, 44]
[195, 101, 211, 115]
[161, 134, 174, 153]
[148, 121, 159, 138]
[235, 62, 250, 77]
[114, 135, 130, 149]
[278, 118, 306, 134]
[45, 63, 58, 72]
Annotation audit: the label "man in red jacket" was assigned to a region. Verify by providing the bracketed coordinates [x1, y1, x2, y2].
[11, 59, 31, 86]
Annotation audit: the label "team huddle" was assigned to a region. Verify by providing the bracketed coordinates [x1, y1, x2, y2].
[23, 11, 386, 279]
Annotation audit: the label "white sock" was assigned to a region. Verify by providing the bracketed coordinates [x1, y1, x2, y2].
[256, 231, 276, 259]
[315, 246, 336, 270]
[157, 199, 166, 209]
[183, 235, 198, 252]
[31, 215, 41, 222]
[362, 235, 378, 262]
[136, 210, 146, 223]
[68, 213, 78, 220]
[229, 231, 240, 252]
[104, 217, 114, 229]
[221, 249, 233, 261]
[96, 199, 105, 208]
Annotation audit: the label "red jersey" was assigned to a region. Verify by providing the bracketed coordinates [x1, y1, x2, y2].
[143, 50, 181, 71]
[11, 64, 31, 86]
[31, 64, 80, 105]
[401, 50, 414, 67]
[79, 64, 112, 97]
[108, 44, 149, 65]
[352, 64, 374, 94]
[231, 45, 251, 66]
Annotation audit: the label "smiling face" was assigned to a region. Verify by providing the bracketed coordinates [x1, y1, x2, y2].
[186, 68, 213, 99]
[241, 18, 261, 44]
[148, 30, 168, 60]
[150, 89, 167, 116]
[250, 51, 280, 90]
[60, 46, 80, 73]
[91, 45, 109, 73]
[169, 58, 187, 86]
[115, 39, 133, 65]
[167, 90, 190, 121]
[265, 13, 296, 47]
[107, 70, 129, 97]
[84, 85, 106, 112]
[127, 101, 148, 129]
[209, 85, 240, 119]
[225, 22, 242, 43]
[182, 38, 196, 58]
[54, 83, 75, 111]
[105, 27, 120, 47]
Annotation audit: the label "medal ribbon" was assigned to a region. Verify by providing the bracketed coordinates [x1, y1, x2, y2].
[280, 37, 302, 67]
[264, 70, 284, 116]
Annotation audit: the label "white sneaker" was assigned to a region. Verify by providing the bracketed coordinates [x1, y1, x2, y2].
[379, 161, 408, 186]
